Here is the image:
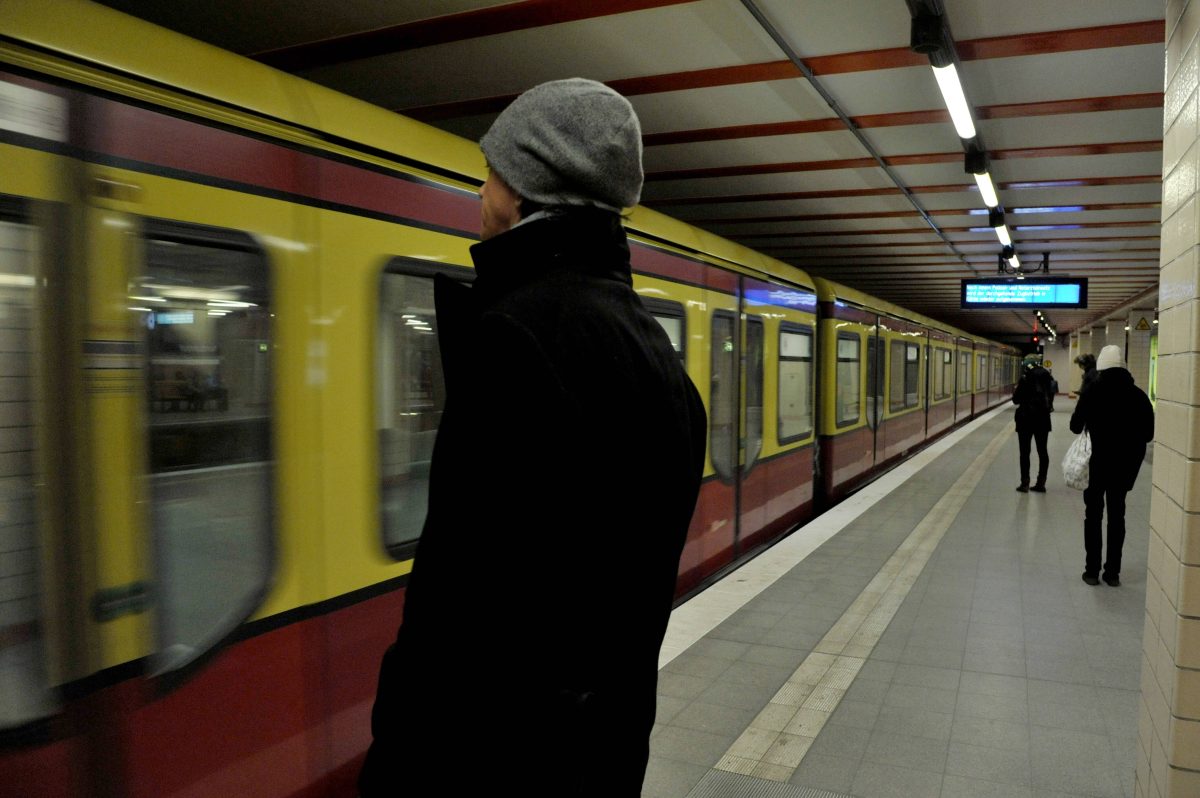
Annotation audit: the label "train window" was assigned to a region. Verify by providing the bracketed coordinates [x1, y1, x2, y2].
[778, 324, 812, 443]
[138, 222, 273, 674]
[935, 348, 953, 400]
[0, 201, 56, 727]
[958, 351, 970, 393]
[744, 316, 764, 470]
[835, 333, 860, 427]
[992, 355, 1001, 387]
[888, 341, 919, 411]
[865, 334, 882, 430]
[710, 312, 737, 481]
[976, 354, 987, 390]
[641, 297, 686, 362]
[377, 264, 468, 559]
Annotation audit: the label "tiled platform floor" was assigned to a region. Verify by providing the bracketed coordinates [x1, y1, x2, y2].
[647, 401, 1149, 798]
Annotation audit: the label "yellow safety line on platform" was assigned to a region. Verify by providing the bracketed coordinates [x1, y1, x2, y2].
[714, 422, 1014, 782]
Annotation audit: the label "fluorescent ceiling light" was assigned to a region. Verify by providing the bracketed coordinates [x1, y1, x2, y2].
[931, 63, 976, 138]
[973, 172, 999, 207]
[994, 225, 1012, 246]
[1008, 254, 1021, 270]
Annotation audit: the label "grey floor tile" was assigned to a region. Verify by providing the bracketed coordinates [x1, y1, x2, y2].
[740, 643, 807, 670]
[720, 661, 794, 690]
[941, 774, 1034, 798]
[656, 694, 690, 725]
[843, 678, 889, 705]
[1029, 725, 1126, 798]
[857, 659, 898, 683]
[945, 740, 1032, 785]
[685, 638, 750, 662]
[658, 672, 714, 701]
[1028, 698, 1107, 733]
[892, 662, 962, 692]
[955, 691, 1029, 723]
[883, 682, 958, 715]
[807, 721, 871, 759]
[650, 725, 732, 769]
[670, 700, 757, 738]
[640, 756, 709, 798]
[696, 679, 773, 711]
[873, 704, 954, 741]
[828, 698, 882, 730]
[664, 652, 735, 681]
[959, 670, 1028, 699]
[962, 651, 1027, 677]
[789, 752, 859, 794]
[950, 714, 1031, 753]
[864, 728, 949, 773]
[850, 760, 943, 798]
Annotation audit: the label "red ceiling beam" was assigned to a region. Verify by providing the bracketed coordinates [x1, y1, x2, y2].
[251, 0, 699, 70]
[643, 93, 1163, 147]
[643, 175, 1163, 206]
[644, 142, 1162, 181]
[399, 20, 1165, 120]
[692, 202, 1160, 225]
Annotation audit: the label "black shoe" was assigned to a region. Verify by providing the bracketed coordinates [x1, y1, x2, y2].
[1082, 573, 1100, 586]
[1030, 484, 1046, 492]
[1103, 574, 1120, 587]
[1016, 484, 1029, 493]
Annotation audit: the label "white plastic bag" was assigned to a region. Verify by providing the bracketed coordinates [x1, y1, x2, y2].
[1062, 430, 1091, 490]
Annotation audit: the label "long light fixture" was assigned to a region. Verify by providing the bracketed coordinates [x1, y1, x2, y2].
[931, 63, 976, 139]
[989, 208, 1011, 246]
[974, 171, 999, 207]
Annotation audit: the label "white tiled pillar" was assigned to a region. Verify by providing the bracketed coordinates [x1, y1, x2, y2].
[1140, 5, 1200, 796]
[1068, 334, 1082, 392]
[1093, 324, 1108, 353]
[1105, 319, 1127, 358]
[1128, 307, 1156, 391]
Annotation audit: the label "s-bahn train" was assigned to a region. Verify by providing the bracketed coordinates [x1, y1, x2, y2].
[0, 2, 1018, 795]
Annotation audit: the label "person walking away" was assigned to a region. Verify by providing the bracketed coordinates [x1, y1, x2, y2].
[1075, 352, 1099, 396]
[359, 78, 708, 797]
[1012, 357, 1054, 492]
[1069, 344, 1154, 586]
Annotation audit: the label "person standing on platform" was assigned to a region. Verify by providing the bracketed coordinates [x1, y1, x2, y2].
[359, 79, 708, 797]
[1074, 352, 1099, 396]
[1069, 344, 1155, 587]
[1012, 357, 1054, 492]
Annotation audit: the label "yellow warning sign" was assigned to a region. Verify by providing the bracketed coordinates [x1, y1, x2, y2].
[1135, 317, 1152, 331]
[1043, 360, 1052, 368]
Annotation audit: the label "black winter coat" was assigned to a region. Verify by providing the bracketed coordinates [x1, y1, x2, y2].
[1069, 367, 1154, 491]
[1012, 365, 1054, 433]
[359, 209, 708, 797]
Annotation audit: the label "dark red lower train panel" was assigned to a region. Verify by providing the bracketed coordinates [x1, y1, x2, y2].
[820, 425, 875, 503]
[739, 447, 815, 554]
[878, 410, 925, 462]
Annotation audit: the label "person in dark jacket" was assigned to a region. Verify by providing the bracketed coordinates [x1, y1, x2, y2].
[1069, 344, 1154, 586]
[1075, 352, 1100, 396]
[1012, 358, 1054, 492]
[359, 79, 708, 797]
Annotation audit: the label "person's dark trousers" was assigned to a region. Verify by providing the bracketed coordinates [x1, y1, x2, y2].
[1017, 428, 1049, 486]
[1083, 479, 1128, 578]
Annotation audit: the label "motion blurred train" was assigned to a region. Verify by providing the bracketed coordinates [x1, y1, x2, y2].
[0, 1, 1018, 795]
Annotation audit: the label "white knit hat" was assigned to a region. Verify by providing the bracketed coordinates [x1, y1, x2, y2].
[480, 78, 643, 211]
[1096, 344, 1124, 371]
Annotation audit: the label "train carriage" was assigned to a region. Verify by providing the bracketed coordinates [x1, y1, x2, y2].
[0, 2, 1019, 795]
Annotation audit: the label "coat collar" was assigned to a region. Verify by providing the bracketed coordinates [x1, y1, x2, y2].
[468, 208, 632, 302]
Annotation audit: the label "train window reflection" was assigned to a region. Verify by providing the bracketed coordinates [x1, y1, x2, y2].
[139, 223, 272, 675]
[976, 354, 987, 390]
[0, 205, 56, 727]
[641, 297, 686, 362]
[743, 316, 763, 471]
[835, 333, 860, 427]
[710, 312, 737, 482]
[958, 351, 970, 393]
[936, 348, 952, 400]
[378, 271, 444, 558]
[778, 325, 812, 442]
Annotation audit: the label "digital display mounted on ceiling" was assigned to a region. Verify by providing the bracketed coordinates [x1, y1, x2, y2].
[960, 278, 1088, 309]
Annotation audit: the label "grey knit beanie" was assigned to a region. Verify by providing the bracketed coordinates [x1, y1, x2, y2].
[480, 78, 643, 211]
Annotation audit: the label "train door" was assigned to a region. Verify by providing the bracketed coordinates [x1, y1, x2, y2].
[0, 123, 84, 794]
[864, 320, 883, 466]
[736, 309, 766, 556]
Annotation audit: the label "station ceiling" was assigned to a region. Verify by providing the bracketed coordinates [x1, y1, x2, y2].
[96, 0, 1167, 343]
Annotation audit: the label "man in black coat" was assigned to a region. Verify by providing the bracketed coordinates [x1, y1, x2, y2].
[1069, 344, 1154, 586]
[1074, 352, 1099, 396]
[1012, 358, 1054, 492]
[359, 79, 708, 797]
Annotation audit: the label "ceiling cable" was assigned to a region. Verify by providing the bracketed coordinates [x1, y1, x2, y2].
[736, 0, 984, 278]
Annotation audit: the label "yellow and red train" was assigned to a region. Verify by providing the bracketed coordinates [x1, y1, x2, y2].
[0, 2, 1017, 795]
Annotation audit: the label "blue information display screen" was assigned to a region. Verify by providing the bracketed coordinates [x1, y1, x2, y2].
[961, 278, 1087, 308]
